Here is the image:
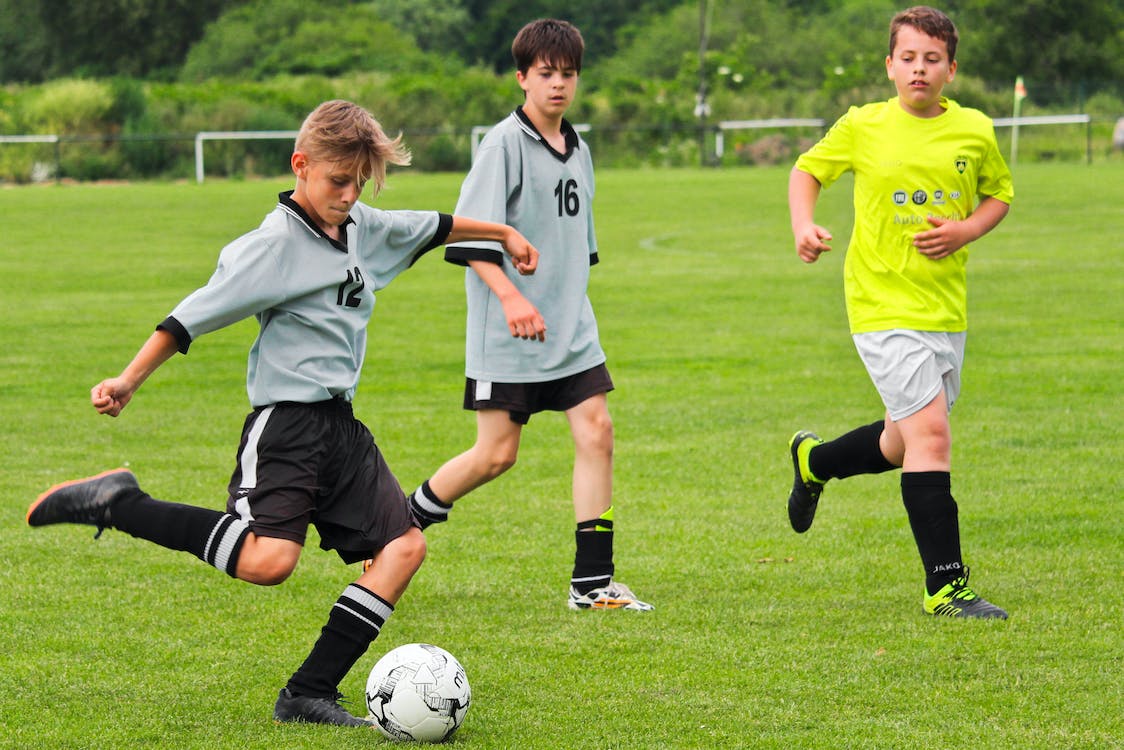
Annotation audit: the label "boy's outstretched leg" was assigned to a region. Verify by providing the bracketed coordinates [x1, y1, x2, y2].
[28, 469, 251, 576]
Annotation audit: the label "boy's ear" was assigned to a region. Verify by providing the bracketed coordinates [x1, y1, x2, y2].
[291, 151, 307, 178]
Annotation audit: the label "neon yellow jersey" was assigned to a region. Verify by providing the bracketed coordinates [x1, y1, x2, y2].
[795, 97, 1013, 333]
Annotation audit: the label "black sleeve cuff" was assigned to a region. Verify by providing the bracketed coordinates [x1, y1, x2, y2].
[428, 213, 455, 250]
[157, 316, 192, 354]
[407, 213, 456, 268]
[590, 252, 599, 267]
[444, 245, 505, 267]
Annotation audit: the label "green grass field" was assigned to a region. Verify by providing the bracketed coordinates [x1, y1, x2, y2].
[2, 164, 1121, 749]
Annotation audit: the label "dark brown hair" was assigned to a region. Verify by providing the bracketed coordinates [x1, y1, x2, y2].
[511, 19, 584, 74]
[889, 6, 958, 61]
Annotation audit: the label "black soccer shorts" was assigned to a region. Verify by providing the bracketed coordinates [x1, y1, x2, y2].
[463, 363, 614, 425]
[226, 398, 413, 564]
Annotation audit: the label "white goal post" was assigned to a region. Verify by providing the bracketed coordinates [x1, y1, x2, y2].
[195, 130, 298, 183]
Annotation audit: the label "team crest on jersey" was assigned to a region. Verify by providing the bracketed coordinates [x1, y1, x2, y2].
[955, 156, 968, 174]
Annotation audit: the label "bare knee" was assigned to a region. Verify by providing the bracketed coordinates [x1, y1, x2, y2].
[236, 552, 297, 586]
[473, 442, 518, 480]
[387, 528, 428, 573]
[359, 528, 428, 603]
[234, 534, 301, 586]
[575, 411, 614, 458]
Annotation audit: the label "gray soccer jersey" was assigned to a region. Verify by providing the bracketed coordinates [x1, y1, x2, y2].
[446, 108, 604, 383]
[161, 192, 451, 406]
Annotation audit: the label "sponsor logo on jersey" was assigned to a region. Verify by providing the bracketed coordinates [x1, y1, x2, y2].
[911, 189, 928, 205]
[892, 190, 908, 206]
[893, 214, 926, 225]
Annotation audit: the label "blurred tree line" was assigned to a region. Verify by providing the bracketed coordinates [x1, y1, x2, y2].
[3, 0, 1118, 93]
[1, 0, 1120, 180]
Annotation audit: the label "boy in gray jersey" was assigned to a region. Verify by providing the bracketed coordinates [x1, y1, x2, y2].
[26, 100, 538, 726]
[402, 20, 652, 612]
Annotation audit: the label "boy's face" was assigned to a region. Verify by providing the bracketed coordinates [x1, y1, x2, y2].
[290, 152, 366, 231]
[886, 25, 956, 118]
[516, 56, 578, 123]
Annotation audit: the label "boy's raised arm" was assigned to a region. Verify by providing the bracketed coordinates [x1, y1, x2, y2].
[447, 217, 539, 275]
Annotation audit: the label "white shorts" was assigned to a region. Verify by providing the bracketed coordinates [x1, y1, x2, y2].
[852, 329, 966, 421]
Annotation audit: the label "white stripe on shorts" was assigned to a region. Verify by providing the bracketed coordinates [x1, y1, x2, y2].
[238, 405, 275, 492]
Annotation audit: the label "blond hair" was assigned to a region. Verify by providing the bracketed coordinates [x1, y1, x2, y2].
[294, 100, 410, 196]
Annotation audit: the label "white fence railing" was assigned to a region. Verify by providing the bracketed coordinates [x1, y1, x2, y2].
[194, 130, 299, 184]
[0, 114, 1100, 182]
[714, 118, 826, 159]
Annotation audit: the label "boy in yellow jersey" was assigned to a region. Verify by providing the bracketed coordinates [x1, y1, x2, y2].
[786, 6, 1012, 618]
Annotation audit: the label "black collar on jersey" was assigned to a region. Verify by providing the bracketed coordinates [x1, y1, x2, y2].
[278, 190, 353, 253]
[514, 106, 580, 163]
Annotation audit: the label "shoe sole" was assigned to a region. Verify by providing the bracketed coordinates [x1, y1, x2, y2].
[568, 599, 654, 611]
[26, 467, 133, 526]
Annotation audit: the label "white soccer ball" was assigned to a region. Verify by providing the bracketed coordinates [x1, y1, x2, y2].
[365, 643, 471, 743]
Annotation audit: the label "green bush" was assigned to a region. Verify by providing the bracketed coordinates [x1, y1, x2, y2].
[2, 61, 1118, 183]
[25, 79, 114, 133]
[180, 0, 431, 81]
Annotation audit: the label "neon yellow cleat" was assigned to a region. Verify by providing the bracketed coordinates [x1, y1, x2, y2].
[923, 568, 1008, 619]
[787, 431, 825, 533]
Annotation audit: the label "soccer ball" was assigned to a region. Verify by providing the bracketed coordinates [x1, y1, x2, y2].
[365, 643, 471, 742]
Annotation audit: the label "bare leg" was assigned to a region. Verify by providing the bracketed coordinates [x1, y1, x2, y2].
[427, 409, 523, 503]
[565, 393, 614, 522]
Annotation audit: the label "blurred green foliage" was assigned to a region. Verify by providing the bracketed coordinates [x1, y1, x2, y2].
[0, 0, 1120, 181]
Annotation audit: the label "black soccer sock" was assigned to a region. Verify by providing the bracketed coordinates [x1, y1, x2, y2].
[287, 584, 393, 698]
[571, 508, 614, 595]
[809, 420, 896, 481]
[408, 480, 453, 529]
[901, 471, 964, 595]
[111, 490, 249, 577]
